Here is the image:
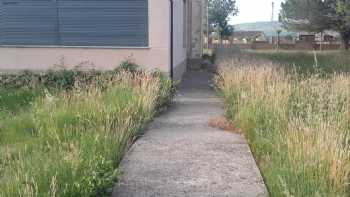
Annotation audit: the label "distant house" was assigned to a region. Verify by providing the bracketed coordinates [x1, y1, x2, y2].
[0, 0, 204, 81]
[232, 31, 266, 43]
[298, 33, 316, 42]
[317, 31, 340, 43]
[298, 31, 340, 43]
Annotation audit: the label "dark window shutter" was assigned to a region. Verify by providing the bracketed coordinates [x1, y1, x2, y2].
[0, 0, 148, 46]
[0, 1, 3, 43]
[57, 0, 148, 47]
[0, 0, 58, 45]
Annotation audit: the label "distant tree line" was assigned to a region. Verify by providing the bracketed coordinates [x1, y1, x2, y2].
[280, 0, 350, 50]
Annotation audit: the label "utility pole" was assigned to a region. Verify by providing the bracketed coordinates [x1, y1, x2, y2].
[272, 1, 276, 47]
[277, 29, 281, 51]
[271, 1, 275, 22]
[206, 0, 209, 49]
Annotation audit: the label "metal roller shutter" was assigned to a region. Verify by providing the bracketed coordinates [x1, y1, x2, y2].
[0, 0, 148, 46]
[57, 0, 148, 47]
[0, 0, 58, 45]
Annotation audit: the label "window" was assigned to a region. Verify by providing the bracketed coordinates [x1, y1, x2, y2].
[0, 0, 149, 47]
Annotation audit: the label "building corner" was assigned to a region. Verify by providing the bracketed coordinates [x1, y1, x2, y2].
[187, 0, 204, 70]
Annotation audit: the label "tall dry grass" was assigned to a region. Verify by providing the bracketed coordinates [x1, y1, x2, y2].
[216, 50, 350, 196]
[0, 71, 173, 196]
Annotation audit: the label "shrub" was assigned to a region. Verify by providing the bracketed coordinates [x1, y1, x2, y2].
[119, 60, 140, 73]
[203, 50, 216, 64]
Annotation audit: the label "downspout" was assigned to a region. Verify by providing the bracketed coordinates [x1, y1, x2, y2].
[169, 0, 174, 82]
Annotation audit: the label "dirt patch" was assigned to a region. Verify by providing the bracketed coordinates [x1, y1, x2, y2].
[208, 116, 241, 133]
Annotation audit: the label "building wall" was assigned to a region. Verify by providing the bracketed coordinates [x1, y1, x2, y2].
[171, 0, 204, 80]
[172, 0, 188, 81]
[188, 0, 203, 59]
[186, 0, 203, 68]
[0, 0, 171, 75]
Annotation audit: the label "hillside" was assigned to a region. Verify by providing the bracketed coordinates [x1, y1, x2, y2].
[233, 21, 296, 37]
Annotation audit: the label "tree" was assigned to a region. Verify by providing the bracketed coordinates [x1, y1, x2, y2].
[221, 22, 234, 40]
[208, 0, 238, 42]
[334, 0, 350, 50]
[280, 0, 350, 50]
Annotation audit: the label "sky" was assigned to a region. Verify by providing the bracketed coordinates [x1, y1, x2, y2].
[230, 0, 285, 25]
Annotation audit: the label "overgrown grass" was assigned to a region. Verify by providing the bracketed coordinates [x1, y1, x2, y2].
[0, 88, 42, 118]
[216, 49, 350, 196]
[244, 50, 350, 75]
[0, 70, 173, 196]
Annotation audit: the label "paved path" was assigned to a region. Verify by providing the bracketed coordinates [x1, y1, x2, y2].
[113, 70, 267, 197]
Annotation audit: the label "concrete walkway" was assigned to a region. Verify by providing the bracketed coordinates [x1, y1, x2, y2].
[113, 70, 267, 197]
